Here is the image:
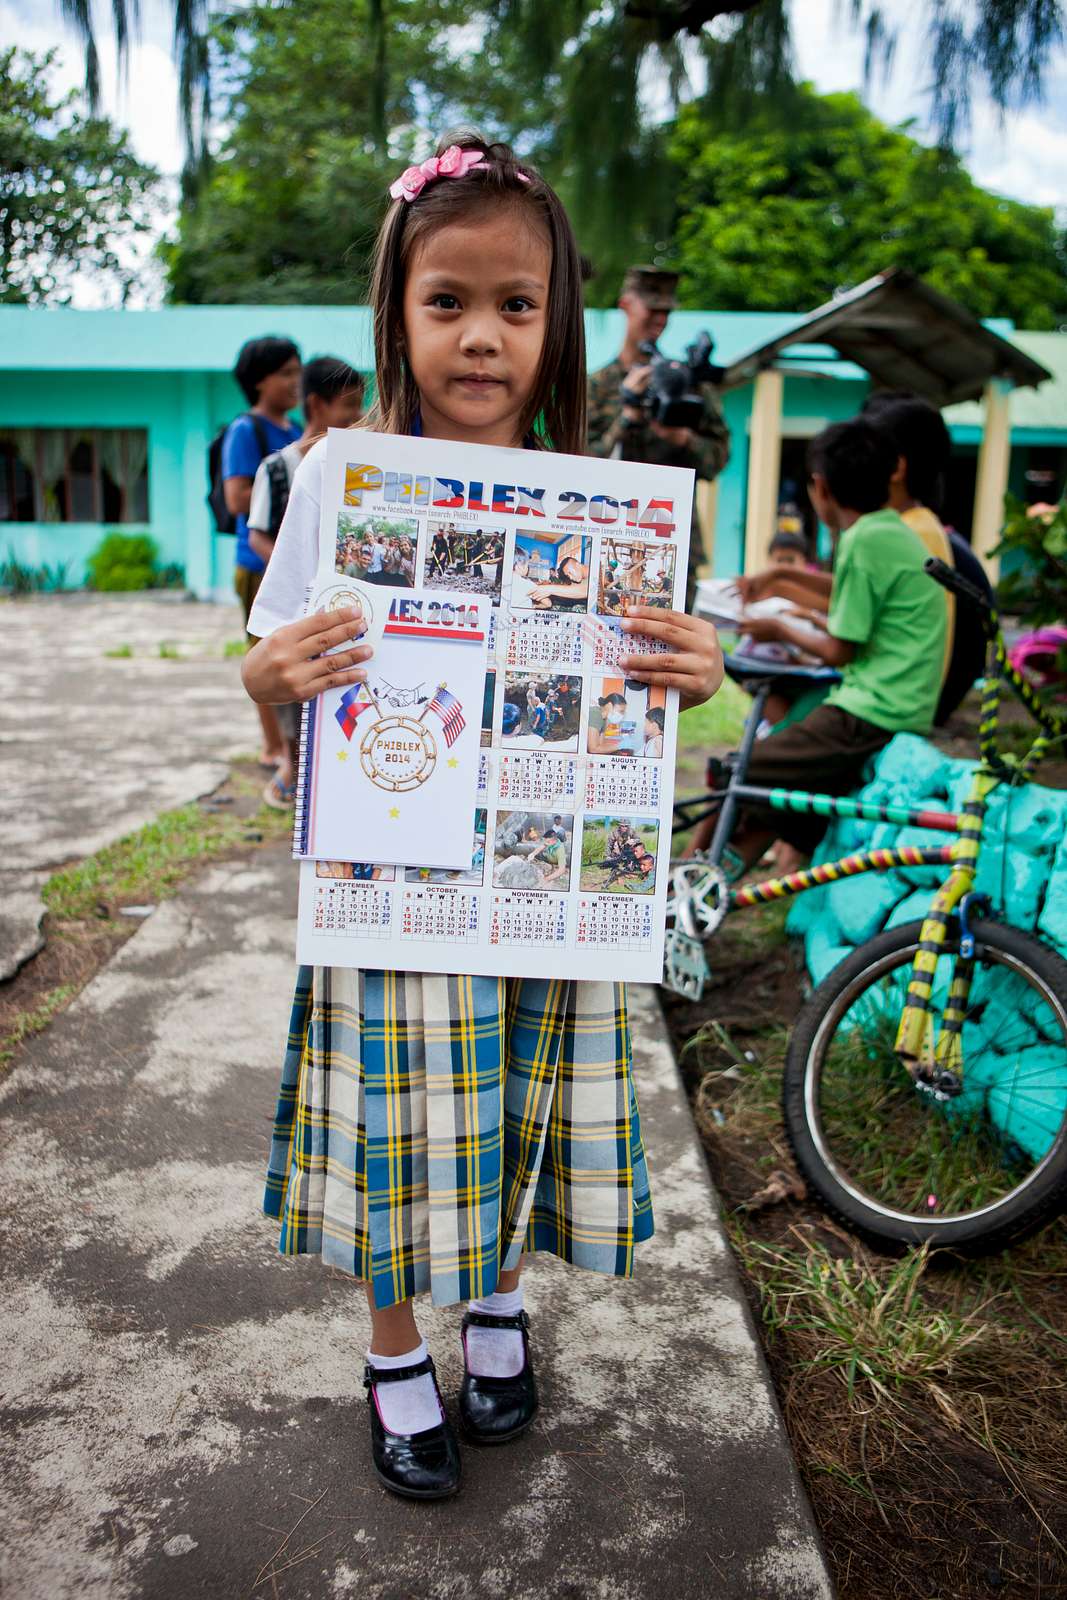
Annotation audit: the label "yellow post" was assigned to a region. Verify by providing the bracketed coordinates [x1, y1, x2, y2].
[693, 476, 720, 578]
[971, 378, 1011, 584]
[743, 368, 784, 574]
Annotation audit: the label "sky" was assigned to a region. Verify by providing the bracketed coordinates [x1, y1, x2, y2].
[8, 0, 1067, 305]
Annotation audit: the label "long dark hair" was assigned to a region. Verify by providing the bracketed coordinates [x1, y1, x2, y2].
[365, 132, 586, 455]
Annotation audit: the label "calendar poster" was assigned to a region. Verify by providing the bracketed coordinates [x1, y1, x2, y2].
[296, 428, 693, 983]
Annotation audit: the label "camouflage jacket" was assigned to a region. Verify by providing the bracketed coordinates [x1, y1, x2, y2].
[586, 358, 730, 484]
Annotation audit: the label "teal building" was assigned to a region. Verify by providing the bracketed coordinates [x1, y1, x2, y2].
[0, 289, 1062, 598]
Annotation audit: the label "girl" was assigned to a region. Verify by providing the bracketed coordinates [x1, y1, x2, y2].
[241, 134, 723, 1503]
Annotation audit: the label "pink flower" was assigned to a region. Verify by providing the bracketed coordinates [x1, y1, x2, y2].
[388, 145, 488, 202]
[438, 146, 479, 177]
[389, 165, 428, 202]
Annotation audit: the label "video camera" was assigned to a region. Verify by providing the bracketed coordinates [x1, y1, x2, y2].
[620, 331, 724, 431]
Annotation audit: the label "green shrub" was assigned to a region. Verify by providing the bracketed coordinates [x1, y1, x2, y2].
[994, 496, 1067, 625]
[86, 532, 160, 592]
[0, 549, 72, 594]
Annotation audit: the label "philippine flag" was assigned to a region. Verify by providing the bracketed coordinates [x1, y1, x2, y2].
[428, 684, 466, 748]
[335, 685, 373, 741]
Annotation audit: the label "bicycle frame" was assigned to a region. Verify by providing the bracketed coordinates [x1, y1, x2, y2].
[668, 606, 1066, 1070]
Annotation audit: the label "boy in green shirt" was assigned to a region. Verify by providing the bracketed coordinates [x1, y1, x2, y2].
[707, 416, 946, 861]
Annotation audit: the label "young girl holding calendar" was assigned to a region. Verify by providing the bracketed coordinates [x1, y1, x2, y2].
[242, 134, 723, 1502]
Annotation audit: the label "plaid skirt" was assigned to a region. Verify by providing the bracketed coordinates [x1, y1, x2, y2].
[263, 966, 654, 1308]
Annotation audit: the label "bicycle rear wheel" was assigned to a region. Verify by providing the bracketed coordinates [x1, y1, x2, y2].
[783, 918, 1067, 1251]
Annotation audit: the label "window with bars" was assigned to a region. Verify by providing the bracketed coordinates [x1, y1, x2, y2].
[0, 429, 149, 524]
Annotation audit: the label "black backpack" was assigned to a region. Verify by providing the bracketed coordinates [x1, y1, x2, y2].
[207, 412, 270, 534]
[935, 531, 996, 725]
[261, 450, 295, 539]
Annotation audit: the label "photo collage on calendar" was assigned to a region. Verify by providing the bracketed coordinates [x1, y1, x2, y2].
[296, 429, 694, 983]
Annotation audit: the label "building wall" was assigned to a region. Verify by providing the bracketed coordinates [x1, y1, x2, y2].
[0, 369, 268, 597]
[708, 372, 868, 576]
[0, 358, 1055, 595]
[0, 372, 195, 588]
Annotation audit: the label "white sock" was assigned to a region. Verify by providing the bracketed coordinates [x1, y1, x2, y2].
[366, 1340, 442, 1436]
[464, 1286, 526, 1379]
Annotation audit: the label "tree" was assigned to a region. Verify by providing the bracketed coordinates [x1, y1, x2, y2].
[162, 0, 472, 303]
[669, 85, 1067, 328]
[58, 0, 1067, 178]
[0, 47, 159, 305]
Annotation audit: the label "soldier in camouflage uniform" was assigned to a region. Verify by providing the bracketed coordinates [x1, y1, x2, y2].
[587, 266, 730, 612]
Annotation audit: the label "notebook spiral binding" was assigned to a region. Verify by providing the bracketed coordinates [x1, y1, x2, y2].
[292, 697, 318, 858]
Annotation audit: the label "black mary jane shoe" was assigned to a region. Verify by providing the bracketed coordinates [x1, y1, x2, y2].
[459, 1309, 539, 1445]
[363, 1355, 461, 1500]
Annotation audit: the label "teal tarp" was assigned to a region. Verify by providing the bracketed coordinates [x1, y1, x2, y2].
[786, 735, 1067, 1159]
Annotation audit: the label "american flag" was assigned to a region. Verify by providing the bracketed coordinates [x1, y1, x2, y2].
[428, 684, 466, 748]
[335, 684, 373, 741]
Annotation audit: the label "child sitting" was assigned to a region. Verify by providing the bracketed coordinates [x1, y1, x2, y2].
[861, 391, 993, 724]
[695, 416, 947, 864]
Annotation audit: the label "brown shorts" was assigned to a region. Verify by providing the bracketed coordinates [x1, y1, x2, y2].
[234, 563, 264, 638]
[742, 703, 894, 852]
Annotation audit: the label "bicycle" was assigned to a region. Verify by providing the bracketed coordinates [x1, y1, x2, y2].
[665, 558, 1067, 1252]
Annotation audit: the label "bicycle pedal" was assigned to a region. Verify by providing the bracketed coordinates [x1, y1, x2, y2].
[663, 928, 709, 1001]
[671, 860, 729, 941]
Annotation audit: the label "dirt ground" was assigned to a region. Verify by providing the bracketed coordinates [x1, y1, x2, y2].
[663, 690, 1067, 1600]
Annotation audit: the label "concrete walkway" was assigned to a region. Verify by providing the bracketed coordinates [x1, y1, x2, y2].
[0, 595, 832, 1599]
[0, 593, 257, 979]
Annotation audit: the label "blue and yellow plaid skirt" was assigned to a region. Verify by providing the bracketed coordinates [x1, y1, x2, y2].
[263, 966, 654, 1308]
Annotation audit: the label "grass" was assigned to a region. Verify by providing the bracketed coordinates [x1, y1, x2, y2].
[2, 762, 293, 1078]
[730, 1223, 1067, 1593]
[675, 673, 749, 798]
[0, 985, 78, 1068]
[678, 673, 748, 751]
[42, 775, 291, 925]
[663, 899, 1067, 1596]
[105, 639, 251, 663]
[735, 1235, 996, 1409]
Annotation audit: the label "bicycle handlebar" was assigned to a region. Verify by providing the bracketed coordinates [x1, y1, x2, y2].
[923, 557, 997, 636]
[925, 556, 1067, 748]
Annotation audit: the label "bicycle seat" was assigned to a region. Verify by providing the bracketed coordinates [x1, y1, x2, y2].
[721, 650, 841, 687]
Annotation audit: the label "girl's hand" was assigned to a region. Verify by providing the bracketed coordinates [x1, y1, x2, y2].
[618, 607, 724, 711]
[242, 608, 372, 705]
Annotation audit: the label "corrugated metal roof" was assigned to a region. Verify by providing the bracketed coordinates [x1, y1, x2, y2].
[718, 269, 1051, 405]
[944, 332, 1067, 432]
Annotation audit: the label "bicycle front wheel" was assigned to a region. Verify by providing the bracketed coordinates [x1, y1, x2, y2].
[784, 918, 1067, 1251]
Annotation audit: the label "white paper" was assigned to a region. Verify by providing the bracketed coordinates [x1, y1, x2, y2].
[294, 577, 488, 869]
[296, 429, 693, 984]
[695, 576, 827, 646]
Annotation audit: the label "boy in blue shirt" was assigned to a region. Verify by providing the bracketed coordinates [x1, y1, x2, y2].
[222, 335, 302, 766]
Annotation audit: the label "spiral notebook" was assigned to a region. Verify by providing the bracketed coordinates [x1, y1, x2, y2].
[292, 578, 490, 870]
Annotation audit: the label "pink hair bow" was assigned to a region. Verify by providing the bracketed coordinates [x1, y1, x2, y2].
[389, 145, 487, 202]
